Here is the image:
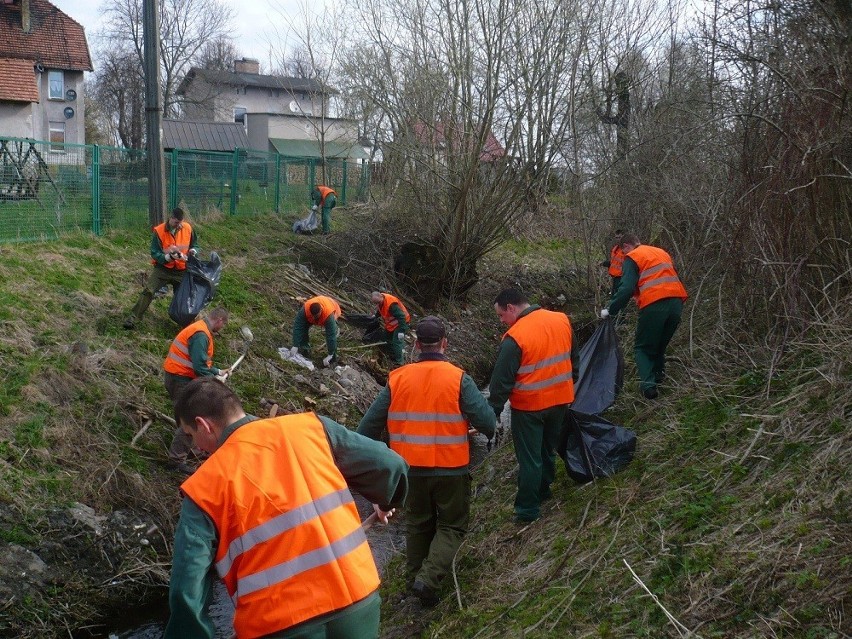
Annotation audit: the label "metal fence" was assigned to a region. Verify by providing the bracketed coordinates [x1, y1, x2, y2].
[0, 136, 370, 243]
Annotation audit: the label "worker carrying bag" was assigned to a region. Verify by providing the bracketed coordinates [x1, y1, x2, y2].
[169, 252, 222, 327]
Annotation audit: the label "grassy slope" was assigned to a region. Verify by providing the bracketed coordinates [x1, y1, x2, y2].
[0, 210, 849, 637]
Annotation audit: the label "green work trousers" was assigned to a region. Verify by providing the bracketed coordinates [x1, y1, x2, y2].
[321, 194, 337, 234]
[405, 474, 471, 591]
[267, 592, 380, 639]
[128, 264, 186, 324]
[384, 329, 404, 365]
[510, 404, 568, 522]
[164, 371, 194, 461]
[634, 297, 683, 394]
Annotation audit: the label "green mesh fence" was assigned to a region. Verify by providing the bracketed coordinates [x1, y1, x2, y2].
[0, 135, 371, 244]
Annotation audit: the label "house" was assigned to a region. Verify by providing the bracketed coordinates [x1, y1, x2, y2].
[0, 0, 93, 145]
[177, 58, 367, 161]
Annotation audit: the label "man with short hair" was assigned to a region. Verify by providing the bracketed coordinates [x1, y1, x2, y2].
[488, 289, 578, 524]
[162, 307, 230, 474]
[357, 316, 495, 607]
[124, 207, 198, 329]
[600, 233, 688, 399]
[310, 184, 337, 234]
[371, 291, 411, 366]
[165, 377, 408, 639]
[292, 295, 342, 367]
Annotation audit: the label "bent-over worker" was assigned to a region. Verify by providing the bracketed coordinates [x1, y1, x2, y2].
[292, 295, 342, 367]
[371, 291, 411, 366]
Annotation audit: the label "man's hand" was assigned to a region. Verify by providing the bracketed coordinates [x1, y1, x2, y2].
[600, 308, 610, 319]
[312, 204, 318, 211]
[372, 504, 396, 525]
[396, 332, 405, 341]
[188, 248, 198, 257]
[322, 354, 336, 368]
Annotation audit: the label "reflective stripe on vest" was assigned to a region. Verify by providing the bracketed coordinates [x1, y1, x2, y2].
[162, 320, 213, 378]
[609, 245, 624, 277]
[387, 360, 469, 467]
[504, 308, 574, 411]
[378, 294, 410, 332]
[151, 221, 193, 270]
[180, 414, 379, 638]
[304, 295, 342, 326]
[626, 245, 688, 309]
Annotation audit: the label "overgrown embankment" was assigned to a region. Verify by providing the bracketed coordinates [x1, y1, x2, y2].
[0, 207, 848, 638]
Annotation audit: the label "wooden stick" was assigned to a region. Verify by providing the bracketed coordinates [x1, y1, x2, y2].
[130, 419, 153, 447]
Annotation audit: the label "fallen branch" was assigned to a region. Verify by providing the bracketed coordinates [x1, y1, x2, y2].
[623, 558, 698, 638]
[130, 419, 153, 447]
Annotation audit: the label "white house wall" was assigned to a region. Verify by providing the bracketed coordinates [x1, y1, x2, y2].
[266, 117, 358, 143]
[0, 102, 34, 138]
[34, 69, 85, 146]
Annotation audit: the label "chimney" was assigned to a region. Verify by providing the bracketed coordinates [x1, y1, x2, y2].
[233, 58, 260, 75]
[22, 0, 31, 33]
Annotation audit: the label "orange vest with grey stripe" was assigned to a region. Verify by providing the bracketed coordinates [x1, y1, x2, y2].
[162, 319, 213, 378]
[626, 245, 688, 309]
[608, 244, 625, 277]
[151, 221, 193, 270]
[304, 295, 342, 326]
[504, 309, 574, 411]
[377, 294, 410, 332]
[387, 360, 469, 467]
[180, 414, 380, 639]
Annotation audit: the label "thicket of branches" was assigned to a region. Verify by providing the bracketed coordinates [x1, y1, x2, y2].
[335, 0, 850, 345]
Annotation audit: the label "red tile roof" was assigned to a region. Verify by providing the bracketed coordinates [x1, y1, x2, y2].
[0, 57, 39, 102]
[0, 0, 93, 71]
[412, 121, 507, 163]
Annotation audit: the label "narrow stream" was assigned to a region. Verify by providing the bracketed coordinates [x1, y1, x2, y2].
[105, 432, 493, 638]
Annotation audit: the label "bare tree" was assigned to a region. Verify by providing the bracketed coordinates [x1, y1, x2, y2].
[98, 0, 235, 118]
[197, 36, 242, 71]
[91, 47, 146, 148]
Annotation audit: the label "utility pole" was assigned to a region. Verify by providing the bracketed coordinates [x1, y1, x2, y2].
[143, 0, 166, 225]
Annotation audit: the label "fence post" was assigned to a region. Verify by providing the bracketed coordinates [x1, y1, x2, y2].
[230, 149, 240, 215]
[169, 149, 179, 210]
[274, 153, 281, 214]
[91, 144, 101, 235]
[341, 161, 348, 205]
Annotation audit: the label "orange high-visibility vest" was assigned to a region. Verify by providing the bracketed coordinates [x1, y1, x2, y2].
[377, 294, 410, 332]
[162, 319, 213, 378]
[181, 414, 380, 639]
[151, 221, 193, 270]
[608, 244, 625, 277]
[387, 360, 469, 468]
[304, 296, 342, 326]
[626, 245, 688, 309]
[504, 309, 574, 411]
[316, 186, 336, 205]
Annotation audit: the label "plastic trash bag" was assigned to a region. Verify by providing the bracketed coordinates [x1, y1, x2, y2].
[293, 209, 318, 234]
[558, 409, 636, 484]
[571, 318, 624, 415]
[278, 346, 316, 371]
[341, 313, 384, 343]
[168, 252, 222, 327]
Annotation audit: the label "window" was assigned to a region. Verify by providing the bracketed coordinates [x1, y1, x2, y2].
[234, 107, 247, 127]
[48, 70, 64, 100]
[49, 121, 65, 151]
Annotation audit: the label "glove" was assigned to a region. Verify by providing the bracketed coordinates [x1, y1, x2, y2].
[188, 248, 197, 257]
[312, 205, 318, 211]
[396, 332, 405, 341]
[322, 354, 336, 367]
[600, 308, 610, 319]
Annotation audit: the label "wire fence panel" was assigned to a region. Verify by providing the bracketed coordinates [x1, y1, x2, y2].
[0, 135, 372, 244]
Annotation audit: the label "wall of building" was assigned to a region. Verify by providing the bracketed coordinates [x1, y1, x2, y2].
[266, 116, 358, 143]
[0, 102, 34, 138]
[34, 69, 85, 145]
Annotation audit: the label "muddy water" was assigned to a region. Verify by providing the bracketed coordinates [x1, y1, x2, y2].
[108, 432, 493, 638]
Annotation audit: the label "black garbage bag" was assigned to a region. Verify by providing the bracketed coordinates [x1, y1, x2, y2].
[572, 318, 624, 415]
[168, 252, 222, 327]
[558, 409, 636, 484]
[340, 313, 384, 343]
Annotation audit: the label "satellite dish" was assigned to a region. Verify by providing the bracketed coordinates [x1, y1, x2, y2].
[65, 89, 77, 102]
[289, 100, 300, 113]
[64, 107, 75, 119]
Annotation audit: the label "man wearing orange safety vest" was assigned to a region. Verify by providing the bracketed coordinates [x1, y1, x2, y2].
[292, 295, 343, 367]
[600, 233, 688, 400]
[357, 316, 495, 607]
[371, 291, 411, 365]
[164, 377, 408, 639]
[310, 184, 337, 234]
[124, 207, 199, 329]
[600, 229, 625, 295]
[162, 308, 230, 475]
[488, 289, 578, 524]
